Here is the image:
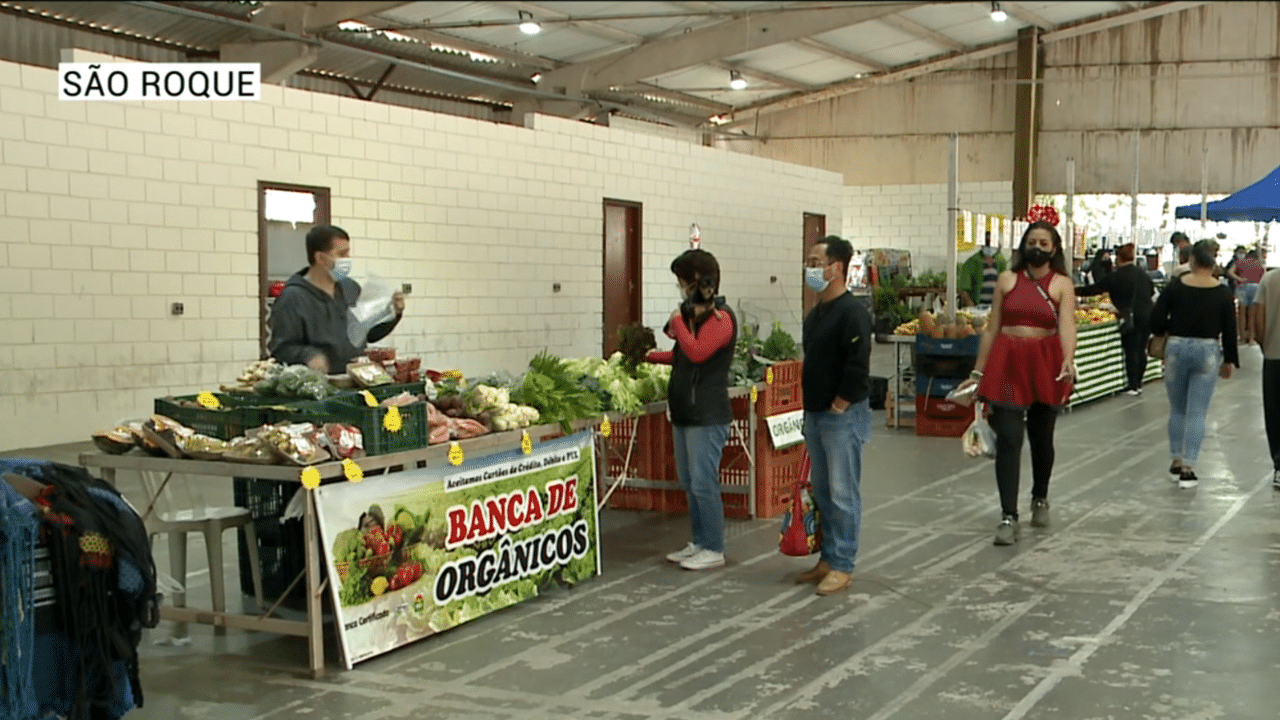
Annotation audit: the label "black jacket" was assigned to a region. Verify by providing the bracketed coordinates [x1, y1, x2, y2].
[802, 292, 871, 412]
[666, 299, 738, 426]
[268, 270, 400, 371]
[1077, 263, 1154, 327]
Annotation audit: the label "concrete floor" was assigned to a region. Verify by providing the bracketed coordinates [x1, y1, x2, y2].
[12, 341, 1280, 720]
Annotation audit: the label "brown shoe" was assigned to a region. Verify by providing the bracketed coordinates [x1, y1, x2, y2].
[816, 570, 852, 596]
[794, 560, 830, 584]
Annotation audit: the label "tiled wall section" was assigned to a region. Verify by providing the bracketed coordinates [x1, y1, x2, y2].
[0, 58, 842, 450]
[842, 181, 1012, 273]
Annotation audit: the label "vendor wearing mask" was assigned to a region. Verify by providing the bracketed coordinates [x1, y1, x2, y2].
[958, 234, 1008, 308]
[269, 225, 406, 373]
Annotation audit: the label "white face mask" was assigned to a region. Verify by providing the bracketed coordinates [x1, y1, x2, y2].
[982, 246, 997, 257]
[804, 266, 830, 292]
[330, 257, 353, 281]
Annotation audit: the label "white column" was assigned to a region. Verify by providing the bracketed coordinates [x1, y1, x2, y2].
[947, 133, 959, 318]
[1200, 146, 1209, 228]
[1130, 130, 1140, 240]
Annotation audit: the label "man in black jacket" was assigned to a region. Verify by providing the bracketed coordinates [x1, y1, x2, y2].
[269, 225, 405, 372]
[1076, 243, 1154, 395]
[794, 236, 872, 596]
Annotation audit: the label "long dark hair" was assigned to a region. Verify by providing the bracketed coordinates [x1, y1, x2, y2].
[1011, 221, 1068, 276]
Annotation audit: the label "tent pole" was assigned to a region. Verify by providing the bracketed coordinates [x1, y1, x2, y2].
[1066, 157, 1076, 262]
[1200, 146, 1209, 229]
[947, 133, 958, 318]
[1130, 130, 1140, 241]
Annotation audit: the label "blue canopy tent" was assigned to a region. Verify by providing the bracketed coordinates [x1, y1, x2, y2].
[1175, 163, 1280, 222]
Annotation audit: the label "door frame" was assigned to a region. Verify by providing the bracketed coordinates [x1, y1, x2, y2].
[602, 198, 643, 357]
[258, 181, 331, 359]
[802, 212, 827, 317]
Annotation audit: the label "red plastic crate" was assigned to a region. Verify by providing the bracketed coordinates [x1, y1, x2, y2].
[760, 360, 804, 415]
[914, 395, 973, 420]
[915, 414, 972, 437]
[754, 450, 806, 519]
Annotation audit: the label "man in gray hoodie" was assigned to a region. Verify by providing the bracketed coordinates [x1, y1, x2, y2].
[268, 225, 405, 373]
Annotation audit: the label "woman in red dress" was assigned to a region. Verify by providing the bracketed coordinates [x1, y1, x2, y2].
[957, 221, 1078, 546]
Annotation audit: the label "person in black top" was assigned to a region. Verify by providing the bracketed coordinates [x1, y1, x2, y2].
[646, 249, 738, 571]
[1077, 243, 1155, 396]
[793, 236, 872, 597]
[1150, 239, 1238, 487]
[1088, 247, 1113, 285]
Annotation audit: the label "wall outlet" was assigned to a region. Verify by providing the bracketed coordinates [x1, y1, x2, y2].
[401, 283, 412, 294]
[171, 302, 184, 316]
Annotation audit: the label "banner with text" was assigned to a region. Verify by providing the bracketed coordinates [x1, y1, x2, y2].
[314, 431, 600, 668]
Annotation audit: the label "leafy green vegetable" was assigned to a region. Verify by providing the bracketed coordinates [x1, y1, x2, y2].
[253, 364, 337, 400]
[760, 321, 800, 361]
[339, 565, 370, 607]
[510, 351, 603, 433]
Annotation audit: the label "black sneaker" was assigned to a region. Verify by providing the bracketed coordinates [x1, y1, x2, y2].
[1178, 469, 1199, 489]
[1272, 469, 1280, 490]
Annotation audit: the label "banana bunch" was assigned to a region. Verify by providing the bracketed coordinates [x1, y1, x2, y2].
[893, 319, 921, 336]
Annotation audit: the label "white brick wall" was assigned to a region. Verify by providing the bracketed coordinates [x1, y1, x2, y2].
[843, 181, 1012, 275]
[0, 57, 841, 450]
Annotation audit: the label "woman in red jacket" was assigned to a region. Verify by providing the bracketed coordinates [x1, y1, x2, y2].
[646, 250, 738, 571]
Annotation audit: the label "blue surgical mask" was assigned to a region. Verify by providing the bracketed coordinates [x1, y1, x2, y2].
[330, 257, 353, 281]
[982, 246, 997, 257]
[805, 266, 830, 292]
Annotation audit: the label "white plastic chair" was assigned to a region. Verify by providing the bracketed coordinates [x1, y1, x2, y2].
[136, 470, 265, 634]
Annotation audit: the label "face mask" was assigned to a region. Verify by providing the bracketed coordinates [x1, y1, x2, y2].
[1237, 253, 1246, 260]
[1099, 259, 1113, 269]
[982, 246, 997, 257]
[677, 283, 692, 300]
[1025, 248, 1051, 268]
[805, 266, 830, 292]
[330, 257, 353, 281]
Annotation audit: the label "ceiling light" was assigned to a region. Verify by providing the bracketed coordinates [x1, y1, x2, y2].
[518, 11, 541, 35]
[990, 2, 1008, 22]
[531, 73, 542, 83]
[729, 70, 748, 90]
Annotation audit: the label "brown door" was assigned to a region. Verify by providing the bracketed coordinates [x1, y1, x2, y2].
[258, 182, 331, 359]
[802, 213, 827, 317]
[603, 199, 642, 357]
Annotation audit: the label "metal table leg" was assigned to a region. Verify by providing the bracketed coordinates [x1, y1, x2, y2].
[304, 489, 326, 678]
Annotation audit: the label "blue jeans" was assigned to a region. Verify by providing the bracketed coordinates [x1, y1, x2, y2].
[1236, 282, 1259, 306]
[672, 423, 731, 553]
[1164, 336, 1223, 467]
[802, 399, 872, 574]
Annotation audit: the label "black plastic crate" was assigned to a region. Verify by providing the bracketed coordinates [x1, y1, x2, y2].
[291, 396, 430, 456]
[234, 477, 307, 605]
[915, 354, 975, 379]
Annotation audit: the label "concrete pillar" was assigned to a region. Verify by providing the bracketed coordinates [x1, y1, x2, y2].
[1011, 26, 1041, 219]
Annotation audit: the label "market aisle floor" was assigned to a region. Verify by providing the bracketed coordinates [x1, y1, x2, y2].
[13, 344, 1280, 720]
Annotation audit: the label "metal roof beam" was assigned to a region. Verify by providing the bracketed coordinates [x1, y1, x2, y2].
[374, 26, 558, 70]
[1001, 2, 1055, 29]
[794, 38, 889, 73]
[252, 2, 412, 33]
[539, 3, 920, 94]
[708, 60, 809, 92]
[877, 13, 966, 52]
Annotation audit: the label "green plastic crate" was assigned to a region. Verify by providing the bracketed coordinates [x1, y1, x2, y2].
[292, 394, 430, 456]
[153, 395, 290, 440]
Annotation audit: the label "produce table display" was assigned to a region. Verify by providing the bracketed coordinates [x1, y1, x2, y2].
[1069, 321, 1163, 408]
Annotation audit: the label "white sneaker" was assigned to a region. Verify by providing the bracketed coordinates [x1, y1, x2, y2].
[665, 543, 701, 563]
[679, 549, 726, 571]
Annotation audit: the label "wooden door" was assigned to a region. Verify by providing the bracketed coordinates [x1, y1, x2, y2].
[603, 199, 642, 357]
[802, 213, 827, 317]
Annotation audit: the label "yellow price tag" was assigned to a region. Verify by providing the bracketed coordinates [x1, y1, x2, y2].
[448, 442, 464, 466]
[360, 390, 378, 407]
[383, 406, 403, 434]
[766, 366, 774, 385]
[197, 392, 222, 410]
[750, 385, 758, 404]
[299, 466, 320, 490]
[342, 458, 364, 483]
[520, 431, 532, 455]
[600, 416, 611, 438]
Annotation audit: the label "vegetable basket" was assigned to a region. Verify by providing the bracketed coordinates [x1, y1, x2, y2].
[334, 551, 393, 583]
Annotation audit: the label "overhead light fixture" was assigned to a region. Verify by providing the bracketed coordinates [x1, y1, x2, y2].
[729, 70, 748, 90]
[531, 73, 542, 84]
[990, 2, 1008, 22]
[518, 11, 541, 35]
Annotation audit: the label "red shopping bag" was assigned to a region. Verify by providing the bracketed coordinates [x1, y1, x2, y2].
[779, 450, 822, 557]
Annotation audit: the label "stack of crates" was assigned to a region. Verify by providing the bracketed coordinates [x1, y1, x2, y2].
[752, 360, 806, 519]
[914, 336, 979, 437]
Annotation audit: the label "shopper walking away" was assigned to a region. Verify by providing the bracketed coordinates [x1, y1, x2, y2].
[1251, 266, 1280, 489]
[1229, 248, 1265, 344]
[795, 235, 872, 596]
[1165, 231, 1192, 280]
[1151, 239, 1238, 488]
[1076, 243, 1155, 395]
[646, 249, 738, 571]
[1088, 247, 1113, 285]
[957, 221, 1077, 546]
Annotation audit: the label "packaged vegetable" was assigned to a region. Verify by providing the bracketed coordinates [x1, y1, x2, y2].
[322, 423, 365, 460]
[261, 423, 331, 465]
[224, 436, 278, 464]
[349, 361, 394, 388]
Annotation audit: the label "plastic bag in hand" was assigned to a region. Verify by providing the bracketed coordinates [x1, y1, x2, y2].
[347, 274, 398, 348]
[961, 407, 996, 458]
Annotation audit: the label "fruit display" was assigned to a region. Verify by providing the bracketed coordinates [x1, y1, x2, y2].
[894, 309, 986, 337]
[1075, 308, 1117, 326]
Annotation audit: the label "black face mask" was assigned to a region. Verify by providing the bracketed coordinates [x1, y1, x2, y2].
[1098, 259, 1113, 271]
[1025, 248, 1051, 268]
